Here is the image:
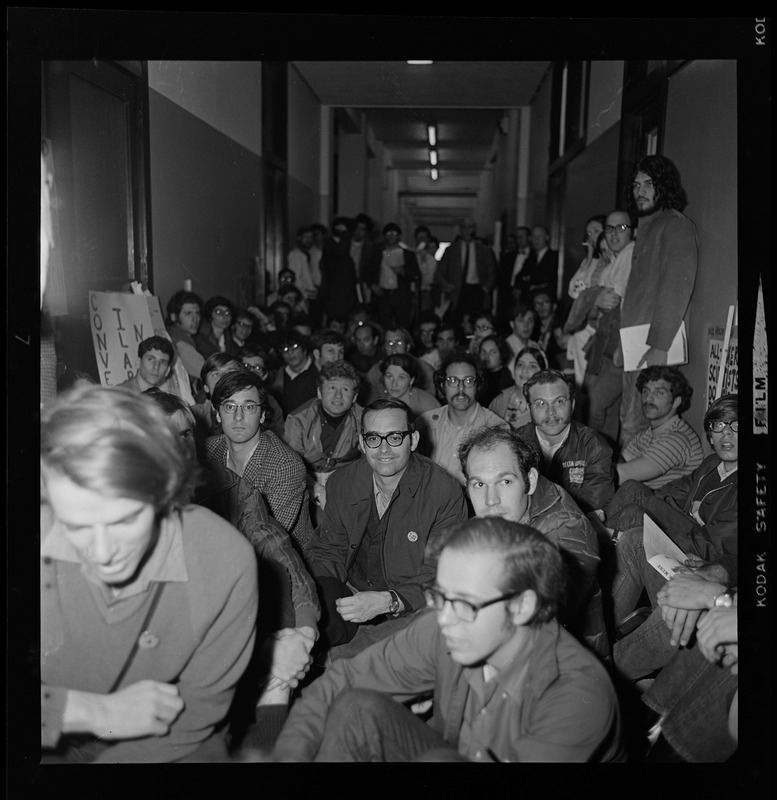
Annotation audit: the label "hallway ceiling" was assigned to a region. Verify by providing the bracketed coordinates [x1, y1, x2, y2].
[292, 61, 552, 175]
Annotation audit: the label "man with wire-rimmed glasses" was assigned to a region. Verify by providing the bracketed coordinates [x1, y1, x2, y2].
[308, 397, 468, 662]
[416, 351, 508, 485]
[272, 516, 622, 762]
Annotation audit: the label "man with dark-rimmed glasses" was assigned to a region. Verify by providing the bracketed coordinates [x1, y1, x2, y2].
[273, 516, 622, 762]
[308, 397, 468, 661]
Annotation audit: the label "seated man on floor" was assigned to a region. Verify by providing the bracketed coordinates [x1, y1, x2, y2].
[417, 351, 508, 486]
[308, 398, 468, 661]
[146, 388, 320, 745]
[515, 368, 615, 516]
[615, 365, 703, 490]
[460, 425, 608, 660]
[272, 517, 622, 763]
[283, 360, 363, 522]
[116, 335, 177, 395]
[40, 386, 258, 762]
[603, 394, 738, 672]
[205, 370, 314, 556]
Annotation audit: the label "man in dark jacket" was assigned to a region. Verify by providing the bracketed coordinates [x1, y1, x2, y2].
[516, 369, 615, 515]
[459, 425, 608, 660]
[309, 397, 468, 660]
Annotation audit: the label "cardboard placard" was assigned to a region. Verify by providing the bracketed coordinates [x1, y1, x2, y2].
[88, 291, 194, 404]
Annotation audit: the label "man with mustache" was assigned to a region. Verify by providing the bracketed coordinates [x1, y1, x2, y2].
[416, 352, 507, 485]
[616, 365, 703, 491]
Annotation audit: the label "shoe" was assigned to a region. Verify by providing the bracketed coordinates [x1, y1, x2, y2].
[615, 607, 652, 640]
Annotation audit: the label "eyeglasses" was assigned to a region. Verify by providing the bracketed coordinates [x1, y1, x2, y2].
[243, 363, 268, 375]
[530, 397, 570, 412]
[386, 340, 406, 348]
[212, 308, 232, 317]
[445, 375, 477, 389]
[362, 430, 413, 449]
[235, 319, 254, 328]
[708, 420, 738, 433]
[604, 224, 632, 234]
[282, 343, 301, 353]
[220, 401, 261, 415]
[423, 586, 518, 623]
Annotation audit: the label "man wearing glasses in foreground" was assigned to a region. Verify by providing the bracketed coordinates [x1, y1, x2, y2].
[272, 516, 622, 762]
[307, 398, 468, 661]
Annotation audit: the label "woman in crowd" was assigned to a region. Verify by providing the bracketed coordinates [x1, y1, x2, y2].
[40, 385, 258, 762]
[489, 345, 548, 429]
[380, 352, 440, 416]
[477, 334, 514, 407]
[195, 295, 237, 358]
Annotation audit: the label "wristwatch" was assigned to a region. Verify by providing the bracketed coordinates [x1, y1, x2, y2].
[713, 591, 734, 608]
[388, 590, 401, 615]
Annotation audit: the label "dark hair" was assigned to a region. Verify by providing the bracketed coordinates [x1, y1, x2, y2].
[704, 393, 737, 442]
[427, 517, 564, 626]
[166, 290, 203, 323]
[380, 353, 420, 383]
[522, 368, 576, 405]
[511, 303, 536, 323]
[382, 222, 402, 236]
[296, 225, 313, 238]
[513, 346, 548, 372]
[414, 225, 431, 239]
[418, 310, 441, 328]
[435, 351, 484, 396]
[516, 225, 531, 237]
[138, 335, 175, 362]
[636, 365, 693, 415]
[317, 359, 360, 388]
[143, 387, 195, 424]
[361, 397, 415, 433]
[332, 216, 354, 233]
[458, 425, 539, 491]
[354, 212, 374, 231]
[203, 295, 234, 322]
[312, 329, 346, 351]
[478, 334, 512, 370]
[626, 154, 688, 213]
[435, 321, 460, 342]
[279, 285, 303, 303]
[281, 328, 311, 354]
[200, 351, 243, 386]
[586, 214, 607, 229]
[211, 370, 273, 432]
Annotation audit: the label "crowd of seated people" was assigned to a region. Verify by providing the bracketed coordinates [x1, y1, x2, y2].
[42, 168, 741, 764]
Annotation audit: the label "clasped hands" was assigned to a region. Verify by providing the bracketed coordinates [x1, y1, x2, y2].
[262, 626, 317, 690]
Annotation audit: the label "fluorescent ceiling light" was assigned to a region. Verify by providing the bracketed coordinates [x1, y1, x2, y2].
[407, 60, 433, 65]
[430, 167, 439, 181]
[427, 125, 437, 147]
[429, 150, 438, 166]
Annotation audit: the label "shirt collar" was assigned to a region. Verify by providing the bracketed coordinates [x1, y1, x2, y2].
[535, 422, 571, 451]
[41, 510, 189, 597]
[717, 461, 738, 480]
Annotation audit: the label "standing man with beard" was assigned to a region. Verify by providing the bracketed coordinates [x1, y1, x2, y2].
[619, 155, 698, 448]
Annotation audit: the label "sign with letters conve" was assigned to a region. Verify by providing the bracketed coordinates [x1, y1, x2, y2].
[88, 291, 193, 405]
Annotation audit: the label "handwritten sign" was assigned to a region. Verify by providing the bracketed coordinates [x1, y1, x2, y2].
[89, 291, 156, 387]
[88, 292, 194, 406]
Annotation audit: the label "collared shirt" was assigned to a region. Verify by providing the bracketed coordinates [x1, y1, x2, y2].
[598, 240, 634, 300]
[420, 404, 508, 485]
[511, 249, 531, 283]
[536, 423, 571, 467]
[372, 469, 407, 518]
[41, 513, 188, 607]
[379, 247, 404, 290]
